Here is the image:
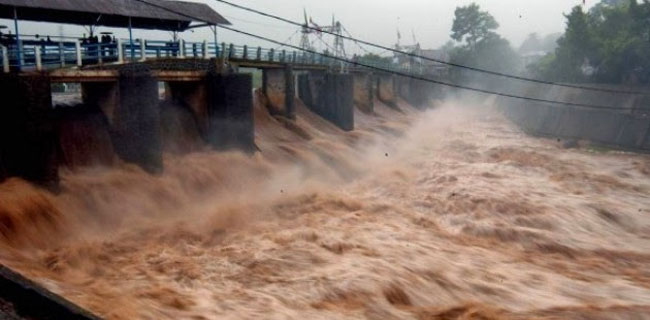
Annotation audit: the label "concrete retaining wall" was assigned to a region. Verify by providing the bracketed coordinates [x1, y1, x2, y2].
[498, 81, 650, 151]
[0, 264, 100, 320]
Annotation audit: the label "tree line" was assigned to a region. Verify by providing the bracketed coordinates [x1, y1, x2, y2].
[359, 0, 650, 85]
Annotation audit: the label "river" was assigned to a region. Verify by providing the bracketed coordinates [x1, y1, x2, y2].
[1, 93, 650, 319]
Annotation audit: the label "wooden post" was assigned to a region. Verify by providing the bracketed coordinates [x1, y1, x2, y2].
[2, 46, 9, 73]
[75, 40, 82, 66]
[117, 38, 124, 63]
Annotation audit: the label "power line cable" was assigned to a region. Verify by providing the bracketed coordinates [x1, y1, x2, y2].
[129, 0, 650, 112]
[222, 15, 296, 29]
[273, 29, 300, 50]
[212, 0, 650, 96]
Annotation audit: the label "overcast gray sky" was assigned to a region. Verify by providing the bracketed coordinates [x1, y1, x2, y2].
[1, 0, 595, 55]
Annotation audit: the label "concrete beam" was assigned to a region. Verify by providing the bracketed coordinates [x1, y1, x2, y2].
[49, 69, 208, 83]
[0, 74, 59, 188]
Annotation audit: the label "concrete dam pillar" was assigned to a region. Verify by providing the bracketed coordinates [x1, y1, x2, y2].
[352, 72, 374, 113]
[0, 74, 58, 188]
[262, 65, 295, 119]
[298, 71, 354, 131]
[376, 74, 397, 108]
[205, 73, 255, 152]
[82, 68, 164, 174]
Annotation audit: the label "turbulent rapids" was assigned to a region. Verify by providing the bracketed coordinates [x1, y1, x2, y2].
[1, 92, 650, 319]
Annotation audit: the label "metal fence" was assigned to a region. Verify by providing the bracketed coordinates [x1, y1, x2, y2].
[0, 36, 417, 75]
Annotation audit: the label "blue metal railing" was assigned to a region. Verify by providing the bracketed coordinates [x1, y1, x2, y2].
[1, 35, 411, 75]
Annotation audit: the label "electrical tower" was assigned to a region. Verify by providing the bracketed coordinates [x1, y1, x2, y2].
[298, 10, 347, 59]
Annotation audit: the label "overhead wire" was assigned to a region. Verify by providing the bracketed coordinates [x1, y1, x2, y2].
[273, 29, 300, 50]
[212, 0, 650, 96]
[129, 0, 650, 112]
[215, 24, 650, 112]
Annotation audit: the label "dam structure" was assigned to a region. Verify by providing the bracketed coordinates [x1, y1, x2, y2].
[0, 0, 434, 190]
[0, 2, 439, 318]
[2, 1, 650, 320]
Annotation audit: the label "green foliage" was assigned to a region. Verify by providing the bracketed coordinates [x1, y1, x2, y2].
[532, 0, 650, 84]
[451, 3, 499, 47]
[448, 3, 519, 79]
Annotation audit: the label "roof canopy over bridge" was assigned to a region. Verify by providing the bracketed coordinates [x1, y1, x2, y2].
[0, 0, 230, 31]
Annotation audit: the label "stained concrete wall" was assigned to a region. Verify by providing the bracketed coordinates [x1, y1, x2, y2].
[298, 72, 354, 131]
[376, 74, 397, 108]
[55, 104, 115, 169]
[352, 73, 374, 113]
[497, 80, 650, 151]
[0, 74, 58, 188]
[205, 73, 255, 152]
[262, 66, 295, 118]
[80, 67, 163, 174]
[395, 76, 435, 108]
[165, 81, 209, 137]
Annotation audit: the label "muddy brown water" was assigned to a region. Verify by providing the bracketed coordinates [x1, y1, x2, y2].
[1, 94, 650, 320]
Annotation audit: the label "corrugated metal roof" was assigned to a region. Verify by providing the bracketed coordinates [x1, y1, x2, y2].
[0, 0, 230, 31]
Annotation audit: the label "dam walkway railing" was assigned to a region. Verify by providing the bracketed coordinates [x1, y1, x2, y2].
[0, 36, 421, 75]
